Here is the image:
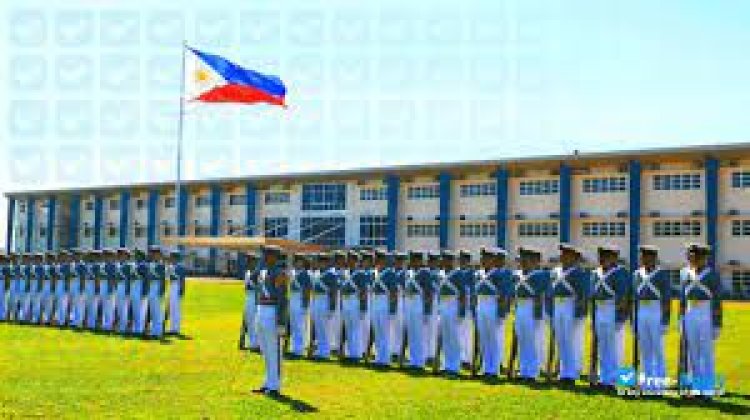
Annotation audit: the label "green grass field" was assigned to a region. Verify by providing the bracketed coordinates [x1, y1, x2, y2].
[1, 280, 749, 419]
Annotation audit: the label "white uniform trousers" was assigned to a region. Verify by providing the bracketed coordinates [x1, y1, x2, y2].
[390, 294, 405, 357]
[167, 283, 182, 334]
[438, 297, 461, 373]
[148, 282, 164, 337]
[594, 300, 623, 385]
[54, 282, 67, 324]
[18, 280, 29, 321]
[405, 295, 426, 368]
[371, 295, 391, 365]
[477, 296, 505, 375]
[84, 280, 98, 329]
[516, 299, 542, 379]
[684, 300, 716, 395]
[41, 280, 53, 323]
[70, 281, 83, 327]
[244, 292, 258, 348]
[101, 283, 115, 331]
[331, 293, 342, 351]
[0, 280, 6, 321]
[289, 292, 308, 356]
[637, 301, 666, 390]
[30, 284, 41, 323]
[6, 279, 16, 320]
[460, 314, 473, 364]
[256, 305, 281, 392]
[130, 280, 146, 334]
[341, 295, 363, 359]
[553, 297, 579, 380]
[311, 294, 332, 358]
[116, 282, 130, 333]
[426, 295, 439, 360]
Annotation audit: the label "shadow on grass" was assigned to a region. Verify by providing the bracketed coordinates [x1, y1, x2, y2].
[665, 395, 750, 416]
[266, 393, 318, 413]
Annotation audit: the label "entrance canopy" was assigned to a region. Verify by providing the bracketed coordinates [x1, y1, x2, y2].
[160, 235, 325, 253]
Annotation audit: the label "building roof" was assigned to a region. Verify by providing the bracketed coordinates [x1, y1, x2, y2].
[5, 142, 750, 197]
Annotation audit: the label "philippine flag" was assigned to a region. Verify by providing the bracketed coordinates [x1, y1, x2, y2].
[185, 46, 287, 107]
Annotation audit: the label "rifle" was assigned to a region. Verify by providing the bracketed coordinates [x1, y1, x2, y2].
[508, 327, 518, 379]
[433, 324, 442, 374]
[471, 314, 481, 377]
[398, 321, 408, 368]
[546, 318, 556, 382]
[238, 314, 248, 350]
[589, 297, 599, 387]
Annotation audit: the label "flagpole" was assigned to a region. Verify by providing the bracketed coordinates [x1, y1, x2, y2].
[175, 41, 186, 248]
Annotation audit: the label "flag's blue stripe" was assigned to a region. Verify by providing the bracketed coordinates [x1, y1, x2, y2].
[189, 47, 286, 97]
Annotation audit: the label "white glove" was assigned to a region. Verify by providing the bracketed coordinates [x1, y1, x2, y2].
[277, 326, 286, 337]
[712, 327, 720, 341]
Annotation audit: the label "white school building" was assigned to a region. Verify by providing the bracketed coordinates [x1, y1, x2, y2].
[4, 143, 750, 298]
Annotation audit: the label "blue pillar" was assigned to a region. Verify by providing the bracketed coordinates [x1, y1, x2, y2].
[46, 196, 56, 251]
[386, 175, 400, 251]
[495, 168, 509, 249]
[119, 191, 130, 248]
[705, 158, 719, 271]
[147, 189, 159, 247]
[6, 197, 15, 253]
[209, 184, 222, 275]
[177, 186, 188, 237]
[628, 161, 642, 272]
[559, 164, 572, 243]
[25, 197, 35, 252]
[439, 172, 452, 250]
[69, 194, 80, 249]
[93, 195, 103, 250]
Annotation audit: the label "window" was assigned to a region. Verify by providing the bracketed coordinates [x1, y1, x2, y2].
[264, 191, 290, 205]
[301, 217, 346, 246]
[164, 197, 175, 208]
[195, 195, 210, 207]
[653, 220, 701, 237]
[459, 222, 496, 238]
[407, 185, 440, 200]
[520, 179, 559, 196]
[731, 271, 750, 298]
[518, 222, 559, 237]
[134, 226, 145, 238]
[84, 201, 94, 211]
[360, 187, 387, 201]
[229, 194, 247, 206]
[39, 226, 47, 237]
[582, 177, 627, 193]
[731, 171, 750, 189]
[228, 225, 244, 235]
[582, 222, 627, 237]
[194, 226, 211, 236]
[301, 184, 347, 211]
[163, 225, 174, 236]
[107, 226, 118, 238]
[83, 227, 92, 238]
[360, 215, 388, 246]
[407, 224, 439, 238]
[264, 217, 289, 238]
[136, 199, 145, 210]
[19, 203, 26, 213]
[732, 220, 750, 236]
[653, 173, 701, 191]
[460, 183, 496, 197]
[109, 199, 120, 211]
[18, 227, 25, 237]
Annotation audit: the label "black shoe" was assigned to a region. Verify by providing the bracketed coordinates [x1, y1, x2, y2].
[461, 362, 471, 370]
[266, 390, 282, 399]
[251, 387, 268, 394]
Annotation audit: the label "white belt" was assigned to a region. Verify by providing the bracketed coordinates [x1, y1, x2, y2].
[687, 300, 710, 310]
[477, 296, 497, 304]
[639, 300, 660, 308]
[554, 296, 573, 302]
[439, 295, 457, 301]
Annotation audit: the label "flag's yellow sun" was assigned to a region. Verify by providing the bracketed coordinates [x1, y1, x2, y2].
[195, 69, 210, 83]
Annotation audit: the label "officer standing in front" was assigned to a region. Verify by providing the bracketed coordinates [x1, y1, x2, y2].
[680, 243, 723, 398]
[252, 245, 289, 397]
[241, 252, 260, 351]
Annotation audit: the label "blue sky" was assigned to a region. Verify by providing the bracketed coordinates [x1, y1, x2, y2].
[2, 0, 750, 246]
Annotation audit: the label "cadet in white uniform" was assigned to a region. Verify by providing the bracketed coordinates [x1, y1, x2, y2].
[390, 252, 407, 361]
[513, 247, 550, 382]
[251, 245, 289, 398]
[241, 253, 260, 350]
[436, 250, 464, 378]
[475, 248, 514, 380]
[288, 253, 312, 357]
[116, 249, 133, 334]
[166, 250, 186, 336]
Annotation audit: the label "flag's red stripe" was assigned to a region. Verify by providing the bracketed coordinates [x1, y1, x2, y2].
[195, 84, 285, 107]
